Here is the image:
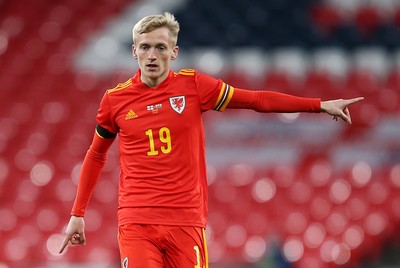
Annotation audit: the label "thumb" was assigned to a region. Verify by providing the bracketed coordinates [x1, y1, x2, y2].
[79, 231, 86, 245]
[340, 107, 351, 124]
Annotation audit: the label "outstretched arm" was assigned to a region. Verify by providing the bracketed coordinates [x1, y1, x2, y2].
[227, 88, 321, 113]
[227, 88, 364, 123]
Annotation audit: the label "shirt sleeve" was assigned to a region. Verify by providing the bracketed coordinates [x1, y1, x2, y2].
[96, 91, 119, 135]
[195, 72, 234, 112]
[227, 88, 321, 113]
[71, 132, 115, 216]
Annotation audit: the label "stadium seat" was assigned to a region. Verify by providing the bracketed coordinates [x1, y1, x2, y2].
[1, 0, 400, 267]
[302, 70, 339, 98]
[355, 6, 382, 35]
[311, 3, 342, 33]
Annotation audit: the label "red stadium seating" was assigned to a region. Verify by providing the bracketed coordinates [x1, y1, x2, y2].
[355, 6, 382, 35]
[0, 0, 399, 267]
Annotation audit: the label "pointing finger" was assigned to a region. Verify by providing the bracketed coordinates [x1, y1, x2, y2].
[345, 97, 364, 106]
[59, 235, 71, 254]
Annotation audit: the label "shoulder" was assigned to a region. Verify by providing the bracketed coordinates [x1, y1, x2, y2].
[174, 69, 217, 83]
[174, 69, 215, 83]
[106, 78, 133, 95]
[174, 69, 197, 77]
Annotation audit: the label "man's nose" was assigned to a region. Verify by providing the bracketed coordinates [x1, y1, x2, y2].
[148, 48, 157, 59]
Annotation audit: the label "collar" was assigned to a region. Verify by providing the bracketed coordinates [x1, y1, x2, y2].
[132, 69, 174, 89]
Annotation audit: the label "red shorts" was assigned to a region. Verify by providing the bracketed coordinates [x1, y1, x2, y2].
[118, 224, 208, 268]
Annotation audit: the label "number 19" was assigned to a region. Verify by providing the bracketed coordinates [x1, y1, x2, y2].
[145, 127, 172, 156]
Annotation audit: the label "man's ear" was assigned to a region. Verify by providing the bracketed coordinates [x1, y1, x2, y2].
[132, 45, 138, 59]
[171, 46, 179, 60]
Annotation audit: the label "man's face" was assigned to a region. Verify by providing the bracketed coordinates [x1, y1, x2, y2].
[132, 27, 178, 87]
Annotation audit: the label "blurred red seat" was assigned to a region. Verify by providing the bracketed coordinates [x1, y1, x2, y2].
[302, 70, 340, 99]
[355, 6, 382, 35]
[311, 4, 342, 33]
[263, 70, 298, 94]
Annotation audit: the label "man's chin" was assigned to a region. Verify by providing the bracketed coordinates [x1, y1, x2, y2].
[143, 69, 160, 76]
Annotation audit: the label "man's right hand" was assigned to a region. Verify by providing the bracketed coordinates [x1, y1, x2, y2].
[59, 215, 86, 253]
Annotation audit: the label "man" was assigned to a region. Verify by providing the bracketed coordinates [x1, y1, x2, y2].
[59, 12, 363, 268]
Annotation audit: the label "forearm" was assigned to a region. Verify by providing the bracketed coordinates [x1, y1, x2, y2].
[71, 131, 114, 216]
[71, 149, 106, 216]
[227, 88, 321, 113]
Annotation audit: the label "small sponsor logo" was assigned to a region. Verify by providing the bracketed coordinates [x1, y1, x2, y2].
[125, 109, 138, 120]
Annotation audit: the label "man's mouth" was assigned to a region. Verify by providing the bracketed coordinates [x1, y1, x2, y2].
[146, 64, 158, 69]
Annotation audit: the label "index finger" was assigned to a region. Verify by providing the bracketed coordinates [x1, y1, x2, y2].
[345, 97, 364, 106]
[59, 235, 71, 254]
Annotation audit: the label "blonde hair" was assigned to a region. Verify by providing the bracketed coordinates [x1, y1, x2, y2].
[132, 12, 180, 46]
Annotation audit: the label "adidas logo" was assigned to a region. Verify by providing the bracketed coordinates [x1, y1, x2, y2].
[125, 109, 138, 120]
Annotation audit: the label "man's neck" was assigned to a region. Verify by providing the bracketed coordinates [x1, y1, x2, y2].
[141, 71, 170, 88]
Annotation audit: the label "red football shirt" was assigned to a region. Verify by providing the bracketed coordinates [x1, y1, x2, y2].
[97, 69, 234, 228]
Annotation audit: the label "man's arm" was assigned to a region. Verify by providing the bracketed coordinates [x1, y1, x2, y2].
[59, 126, 115, 253]
[227, 88, 364, 123]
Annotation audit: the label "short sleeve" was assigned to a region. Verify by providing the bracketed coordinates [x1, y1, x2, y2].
[195, 73, 234, 112]
[96, 92, 118, 134]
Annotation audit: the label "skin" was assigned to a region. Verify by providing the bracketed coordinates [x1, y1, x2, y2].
[59, 216, 85, 253]
[320, 97, 364, 124]
[59, 27, 364, 254]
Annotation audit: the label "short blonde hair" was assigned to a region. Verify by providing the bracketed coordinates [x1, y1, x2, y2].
[132, 12, 180, 46]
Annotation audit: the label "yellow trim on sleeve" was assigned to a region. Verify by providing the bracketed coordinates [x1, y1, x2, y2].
[213, 83, 227, 110]
[219, 86, 235, 112]
[95, 129, 105, 139]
